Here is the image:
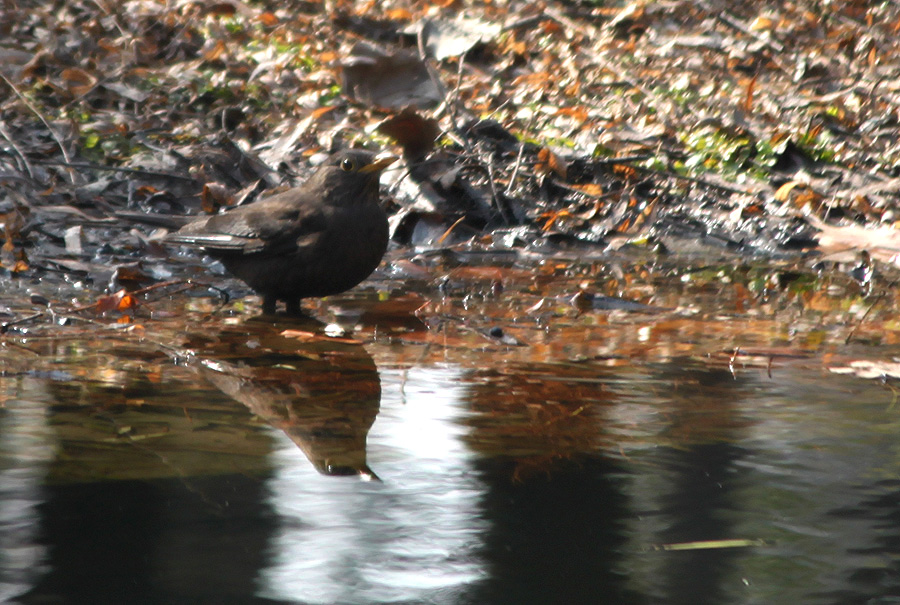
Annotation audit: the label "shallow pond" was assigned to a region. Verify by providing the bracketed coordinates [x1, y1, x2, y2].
[2, 255, 900, 604]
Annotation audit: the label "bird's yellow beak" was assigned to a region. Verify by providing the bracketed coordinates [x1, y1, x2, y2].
[359, 154, 398, 173]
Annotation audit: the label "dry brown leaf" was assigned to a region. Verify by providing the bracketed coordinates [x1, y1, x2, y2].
[385, 8, 412, 20]
[795, 189, 822, 209]
[280, 329, 361, 345]
[512, 72, 553, 90]
[377, 108, 440, 160]
[536, 147, 568, 180]
[201, 182, 232, 214]
[810, 216, 900, 264]
[749, 16, 776, 31]
[774, 181, 804, 202]
[60, 67, 97, 97]
[96, 290, 128, 313]
[743, 75, 756, 113]
[540, 210, 572, 231]
[570, 183, 604, 197]
[202, 39, 227, 62]
[311, 105, 336, 121]
[257, 12, 278, 26]
[555, 106, 589, 123]
[340, 42, 443, 109]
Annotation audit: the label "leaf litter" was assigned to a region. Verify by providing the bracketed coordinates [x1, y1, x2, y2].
[0, 0, 899, 381]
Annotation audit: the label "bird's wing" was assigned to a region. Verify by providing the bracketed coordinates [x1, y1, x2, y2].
[169, 191, 329, 255]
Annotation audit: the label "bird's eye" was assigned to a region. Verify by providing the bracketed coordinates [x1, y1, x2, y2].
[340, 158, 355, 172]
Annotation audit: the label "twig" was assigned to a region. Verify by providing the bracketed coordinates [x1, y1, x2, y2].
[0, 312, 44, 334]
[629, 163, 757, 196]
[0, 119, 36, 180]
[698, 1, 785, 54]
[66, 279, 230, 313]
[0, 71, 77, 185]
[502, 14, 545, 32]
[482, 158, 512, 225]
[31, 159, 195, 182]
[505, 142, 526, 196]
[436, 216, 466, 245]
[594, 154, 655, 166]
[845, 290, 886, 345]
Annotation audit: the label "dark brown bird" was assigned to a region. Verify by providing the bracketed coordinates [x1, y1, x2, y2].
[168, 149, 396, 315]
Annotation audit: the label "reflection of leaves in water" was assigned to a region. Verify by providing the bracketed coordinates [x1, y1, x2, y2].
[460, 364, 612, 463]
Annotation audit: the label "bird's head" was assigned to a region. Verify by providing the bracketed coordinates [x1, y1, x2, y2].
[315, 149, 397, 205]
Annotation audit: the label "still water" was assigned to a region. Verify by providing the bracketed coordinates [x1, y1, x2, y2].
[1, 267, 900, 604]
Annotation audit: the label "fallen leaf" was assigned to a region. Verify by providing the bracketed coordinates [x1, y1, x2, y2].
[405, 15, 502, 60]
[340, 42, 444, 110]
[536, 147, 568, 180]
[810, 215, 900, 264]
[60, 67, 97, 97]
[377, 108, 441, 160]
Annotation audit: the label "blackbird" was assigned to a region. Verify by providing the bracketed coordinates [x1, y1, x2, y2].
[168, 149, 396, 314]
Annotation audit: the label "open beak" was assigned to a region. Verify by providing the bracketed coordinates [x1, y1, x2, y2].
[359, 153, 398, 173]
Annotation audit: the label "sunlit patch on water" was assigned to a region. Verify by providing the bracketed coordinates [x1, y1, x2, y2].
[0, 384, 54, 603]
[258, 367, 488, 604]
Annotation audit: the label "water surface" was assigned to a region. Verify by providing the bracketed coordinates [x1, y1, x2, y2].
[2, 260, 899, 604]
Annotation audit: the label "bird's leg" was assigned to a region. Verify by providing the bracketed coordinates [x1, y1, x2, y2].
[285, 299, 303, 316]
[262, 295, 277, 315]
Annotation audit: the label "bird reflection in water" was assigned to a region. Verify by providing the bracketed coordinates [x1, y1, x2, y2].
[185, 317, 381, 480]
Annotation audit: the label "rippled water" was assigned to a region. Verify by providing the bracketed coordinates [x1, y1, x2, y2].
[2, 262, 900, 604]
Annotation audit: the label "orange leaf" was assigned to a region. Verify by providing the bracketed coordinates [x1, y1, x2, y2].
[541, 20, 563, 35]
[741, 203, 765, 218]
[385, 8, 412, 20]
[536, 147, 568, 180]
[257, 12, 279, 26]
[96, 290, 126, 313]
[743, 75, 756, 113]
[555, 106, 589, 123]
[500, 35, 527, 56]
[570, 183, 604, 197]
[540, 210, 571, 231]
[564, 81, 581, 97]
[612, 164, 636, 179]
[749, 16, 775, 31]
[311, 105, 336, 121]
[201, 182, 232, 213]
[118, 294, 137, 312]
[136, 185, 159, 196]
[202, 39, 226, 62]
[521, 72, 554, 89]
[318, 51, 338, 64]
